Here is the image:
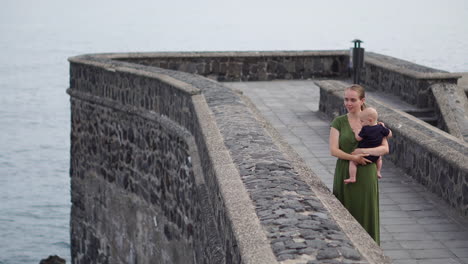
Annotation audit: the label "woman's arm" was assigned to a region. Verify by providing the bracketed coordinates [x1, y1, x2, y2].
[387, 129, 393, 138]
[329, 127, 371, 165]
[378, 121, 393, 138]
[353, 128, 363, 141]
[352, 137, 390, 156]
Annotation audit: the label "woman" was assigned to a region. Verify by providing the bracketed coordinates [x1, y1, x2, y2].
[329, 84, 389, 245]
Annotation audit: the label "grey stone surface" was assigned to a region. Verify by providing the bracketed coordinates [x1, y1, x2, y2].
[68, 50, 468, 264]
[115, 51, 349, 82]
[67, 59, 257, 263]
[431, 83, 468, 142]
[362, 52, 460, 108]
[68, 51, 377, 264]
[227, 79, 468, 264]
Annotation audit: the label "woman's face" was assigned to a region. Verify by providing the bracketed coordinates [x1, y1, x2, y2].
[344, 89, 364, 113]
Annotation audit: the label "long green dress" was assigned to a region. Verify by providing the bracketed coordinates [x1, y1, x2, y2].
[331, 115, 380, 245]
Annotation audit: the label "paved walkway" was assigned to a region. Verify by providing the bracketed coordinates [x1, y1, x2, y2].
[224, 80, 468, 264]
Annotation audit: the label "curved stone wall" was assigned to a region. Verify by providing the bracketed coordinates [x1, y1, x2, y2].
[68, 51, 390, 264]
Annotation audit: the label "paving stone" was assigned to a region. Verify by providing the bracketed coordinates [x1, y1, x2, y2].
[450, 248, 468, 258]
[316, 248, 340, 260]
[408, 210, 442, 218]
[380, 210, 411, 218]
[380, 233, 394, 242]
[381, 241, 403, 250]
[381, 204, 401, 211]
[227, 81, 468, 264]
[416, 217, 452, 225]
[409, 248, 456, 259]
[399, 204, 435, 211]
[415, 259, 462, 264]
[384, 224, 426, 233]
[277, 254, 295, 261]
[392, 233, 435, 241]
[380, 199, 398, 205]
[430, 232, 468, 240]
[399, 241, 445, 250]
[443, 240, 468, 248]
[392, 260, 418, 264]
[421, 224, 461, 232]
[384, 249, 412, 260]
[338, 246, 361, 260]
[305, 239, 328, 249]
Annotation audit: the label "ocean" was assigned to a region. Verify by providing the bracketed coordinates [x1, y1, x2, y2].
[0, 0, 467, 263]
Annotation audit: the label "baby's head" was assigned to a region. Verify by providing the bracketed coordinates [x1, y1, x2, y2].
[359, 107, 378, 126]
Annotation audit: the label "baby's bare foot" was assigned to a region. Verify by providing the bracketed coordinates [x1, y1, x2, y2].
[344, 178, 356, 184]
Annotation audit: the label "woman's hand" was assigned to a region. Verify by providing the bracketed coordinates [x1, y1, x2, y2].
[352, 148, 365, 155]
[353, 153, 372, 165]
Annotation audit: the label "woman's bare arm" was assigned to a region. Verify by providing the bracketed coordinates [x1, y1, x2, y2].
[329, 127, 371, 165]
[387, 129, 393, 138]
[353, 128, 363, 141]
[352, 137, 390, 156]
[378, 121, 393, 138]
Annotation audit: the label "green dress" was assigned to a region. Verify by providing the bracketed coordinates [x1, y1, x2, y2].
[331, 115, 380, 245]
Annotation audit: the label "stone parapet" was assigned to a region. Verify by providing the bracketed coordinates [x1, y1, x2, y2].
[317, 80, 468, 217]
[68, 56, 275, 264]
[361, 53, 461, 108]
[68, 51, 389, 263]
[431, 83, 468, 142]
[108, 50, 349, 81]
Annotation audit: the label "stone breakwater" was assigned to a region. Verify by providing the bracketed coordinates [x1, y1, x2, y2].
[68, 49, 468, 263]
[69, 51, 390, 264]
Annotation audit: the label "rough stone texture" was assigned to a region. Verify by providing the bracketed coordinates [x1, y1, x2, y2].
[431, 83, 468, 142]
[69, 93, 213, 264]
[317, 79, 468, 216]
[68, 51, 384, 264]
[113, 51, 349, 82]
[68, 62, 235, 264]
[128, 57, 367, 263]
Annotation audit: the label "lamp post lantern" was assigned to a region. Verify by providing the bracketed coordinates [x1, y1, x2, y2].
[350, 39, 365, 84]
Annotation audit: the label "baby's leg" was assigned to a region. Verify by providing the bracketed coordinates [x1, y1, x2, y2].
[345, 161, 358, 184]
[376, 157, 383, 179]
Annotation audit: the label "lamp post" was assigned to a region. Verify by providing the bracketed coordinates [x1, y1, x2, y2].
[350, 39, 365, 84]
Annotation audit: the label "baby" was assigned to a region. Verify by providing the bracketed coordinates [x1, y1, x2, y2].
[344, 107, 392, 184]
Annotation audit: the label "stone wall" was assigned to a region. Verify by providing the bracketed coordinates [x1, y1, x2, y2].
[68, 52, 390, 264]
[317, 80, 468, 216]
[68, 62, 226, 264]
[431, 83, 468, 142]
[360, 52, 460, 108]
[113, 51, 349, 81]
[359, 52, 467, 138]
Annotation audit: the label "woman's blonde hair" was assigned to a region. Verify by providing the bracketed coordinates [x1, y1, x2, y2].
[346, 84, 367, 110]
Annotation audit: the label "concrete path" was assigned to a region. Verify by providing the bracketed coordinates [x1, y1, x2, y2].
[224, 80, 468, 264]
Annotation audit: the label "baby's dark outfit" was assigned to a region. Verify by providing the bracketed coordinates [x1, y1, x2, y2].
[358, 124, 390, 163]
